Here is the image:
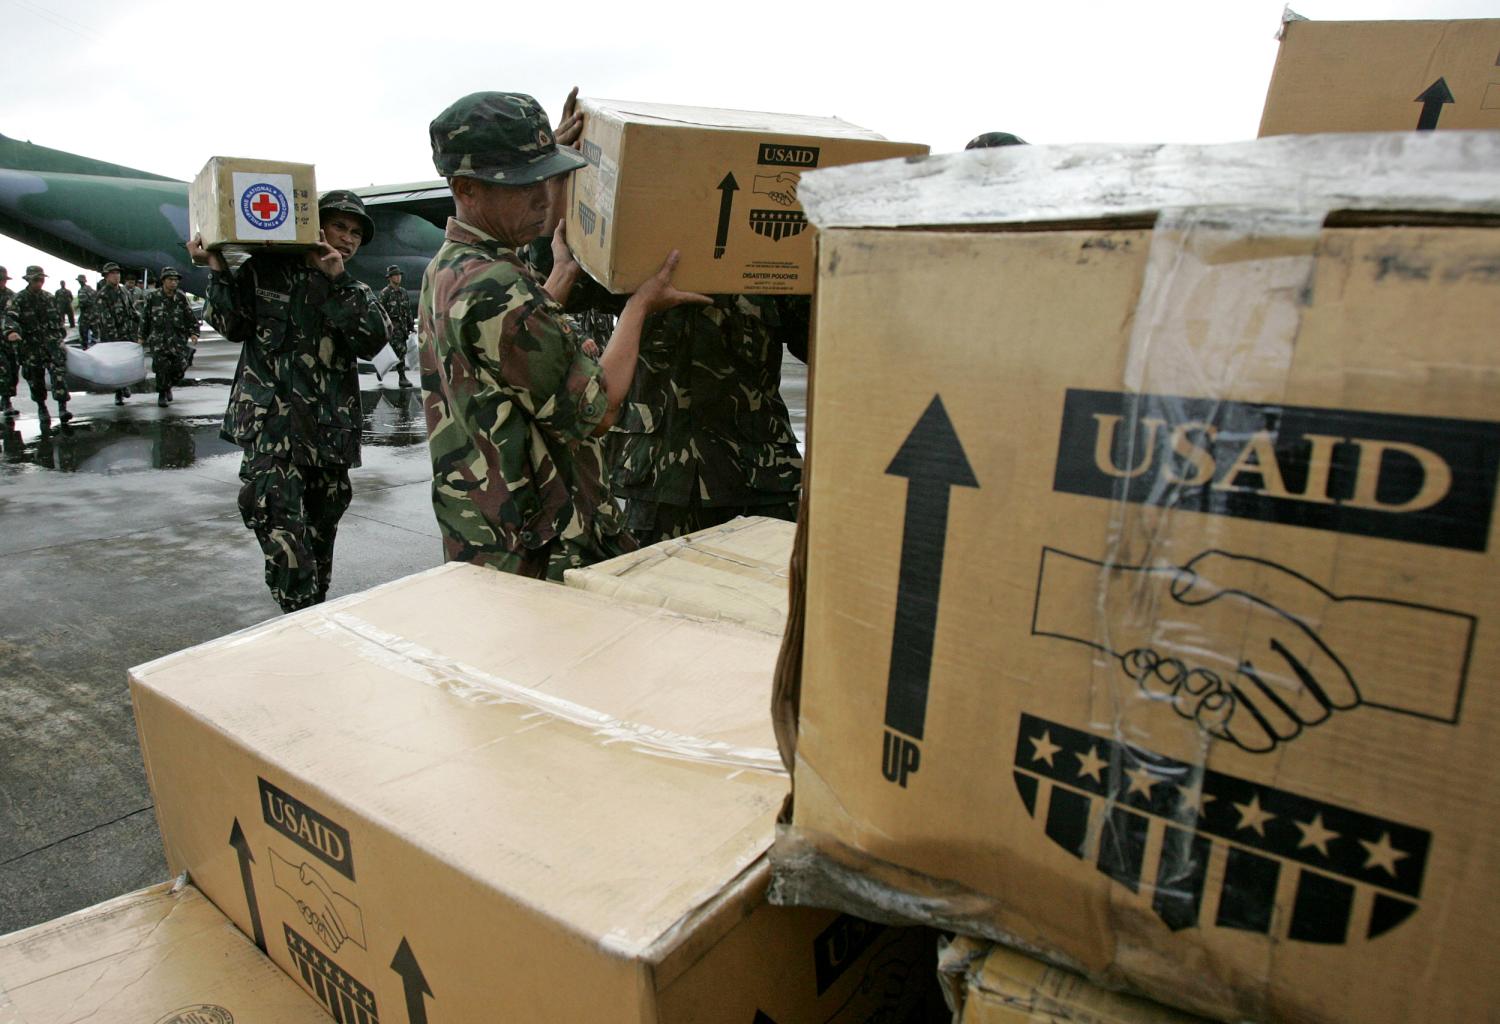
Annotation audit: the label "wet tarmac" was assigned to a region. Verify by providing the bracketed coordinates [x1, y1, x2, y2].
[0, 334, 808, 932]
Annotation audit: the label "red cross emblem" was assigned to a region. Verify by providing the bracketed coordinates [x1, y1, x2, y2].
[250, 192, 280, 220]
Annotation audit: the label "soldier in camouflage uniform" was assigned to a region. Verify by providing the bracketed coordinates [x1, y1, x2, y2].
[9, 267, 71, 424]
[188, 190, 392, 613]
[613, 296, 809, 544]
[0, 267, 17, 416]
[75, 274, 97, 348]
[377, 264, 412, 387]
[52, 280, 75, 329]
[95, 262, 140, 405]
[139, 265, 199, 406]
[418, 91, 708, 580]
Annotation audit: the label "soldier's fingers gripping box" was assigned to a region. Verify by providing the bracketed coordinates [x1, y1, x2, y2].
[190, 156, 318, 251]
[567, 99, 927, 295]
[767, 132, 1500, 1024]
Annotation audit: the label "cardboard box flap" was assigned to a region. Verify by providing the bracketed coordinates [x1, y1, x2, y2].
[132, 565, 789, 964]
[796, 132, 1500, 230]
[564, 516, 794, 635]
[938, 936, 1208, 1023]
[587, 98, 896, 139]
[0, 881, 332, 1021]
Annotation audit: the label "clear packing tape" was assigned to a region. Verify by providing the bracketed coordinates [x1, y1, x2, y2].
[772, 132, 1500, 1020]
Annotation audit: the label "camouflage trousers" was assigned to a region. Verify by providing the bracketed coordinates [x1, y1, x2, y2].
[20, 344, 69, 407]
[623, 494, 798, 547]
[0, 344, 16, 399]
[151, 345, 189, 396]
[237, 453, 353, 614]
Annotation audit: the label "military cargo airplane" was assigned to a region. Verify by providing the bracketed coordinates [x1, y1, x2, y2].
[0, 133, 453, 296]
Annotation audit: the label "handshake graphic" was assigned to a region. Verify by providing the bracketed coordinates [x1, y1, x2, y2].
[270, 848, 367, 954]
[1032, 547, 1474, 754]
[752, 172, 800, 207]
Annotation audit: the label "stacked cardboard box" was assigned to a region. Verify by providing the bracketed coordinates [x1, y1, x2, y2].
[767, 131, 1500, 1024]
[564, 516, 796, 635]
[1260, 14, 1500, 135]
[568, 99, 927, 294]
[0, 881, 333, 1022]
[130, 564, 934, 1022]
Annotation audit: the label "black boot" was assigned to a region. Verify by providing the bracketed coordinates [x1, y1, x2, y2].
[157, 394, 169, 407]
[37, 403, 50, 423]
[58, 405, 72, 424]
[1, 398, 13, 418]
[165, 387, 173, 402]
[396, 369, 410, 388]
[115, 389, 127, 405]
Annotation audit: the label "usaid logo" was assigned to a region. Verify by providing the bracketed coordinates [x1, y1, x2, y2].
[1053, 389, 1500, 551]
[240, 182, 290, 231]
[259, 778, 355, 881]
[757, 143, 820, 168]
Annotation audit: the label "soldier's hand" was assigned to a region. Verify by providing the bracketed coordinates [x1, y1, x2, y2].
[628, 250, 712, 316]
[556, 86, 583, 148]
[582, 338, 601, 358]
[186, 233, 227, 273]
[307, 232, 346, 279]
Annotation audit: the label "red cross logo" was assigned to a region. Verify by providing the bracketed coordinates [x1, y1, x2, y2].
[250, 192, 280, 220]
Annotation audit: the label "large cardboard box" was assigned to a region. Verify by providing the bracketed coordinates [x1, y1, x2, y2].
[190, 155, 318, 250]
[131, 564, 933, 1023]
[563, 515, 795, 635]
[0, 881, 333, 1022]
[1259, 15, 1500, 136]
[567, 99, 927, 295]
[938, 937, 1205, 1024]
[768, 133, 1500, 1024]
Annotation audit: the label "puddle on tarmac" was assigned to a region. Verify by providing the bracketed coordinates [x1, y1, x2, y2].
[1, 386, 427, 474]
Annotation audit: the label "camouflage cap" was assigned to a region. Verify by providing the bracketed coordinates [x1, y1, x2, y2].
[965, 132, 1029, 150]
[429, 92, 587, 185]
[76, 273, 86, 283]
[23, 265, 46, 281]
[101, 261, 121, 273]
[385, 264, 402, 276]
[160, 266, 182, 280]
[0, 266, 8, 280]
[318, 189, 376, 244]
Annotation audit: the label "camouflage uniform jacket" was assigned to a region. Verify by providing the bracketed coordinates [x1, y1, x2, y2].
[613, 296, 808, 507]
[208, 254, 391, 467]
[94, 281, 139, 340]
[76, 283, 96, 322]
[140, 289, 199, 353]
[0, 286, 16, 338]
[419, 218, 622, 568]
[52, 285, 73, 316]
[10, 288, 62, 359]
[378, 283, 413, 339]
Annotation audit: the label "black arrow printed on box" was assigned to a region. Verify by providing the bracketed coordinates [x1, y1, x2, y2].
[1416, 78, 1455, 130]
[392, 937, 434, 1024]
[229, 818, 267, 954]
[880, 396, 979, 789]
[714, 173, 739, 260]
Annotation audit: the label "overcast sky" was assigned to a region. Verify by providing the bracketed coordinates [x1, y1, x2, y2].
[1, 0, 1493, 285]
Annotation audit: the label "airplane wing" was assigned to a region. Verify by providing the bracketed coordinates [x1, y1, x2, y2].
[0, 134, 446, 295]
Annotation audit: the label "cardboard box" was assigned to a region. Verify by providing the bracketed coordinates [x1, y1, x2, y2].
[0, 880, 333, 1022]
[189, 155, 318, 250]
[938, 936, 1206, 1024]
[767, 133, 1500, 1024]
[563, 515, 795, 635]
[131, 564, 934, 1022]
[567, 99, 927, 295]
[1259, 15, 1500, 136]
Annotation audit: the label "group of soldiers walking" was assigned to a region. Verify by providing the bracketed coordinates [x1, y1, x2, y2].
[0, 260, 203, 420]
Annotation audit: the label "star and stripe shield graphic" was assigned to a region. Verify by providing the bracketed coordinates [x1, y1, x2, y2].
[1012, 714, 1429, 945]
